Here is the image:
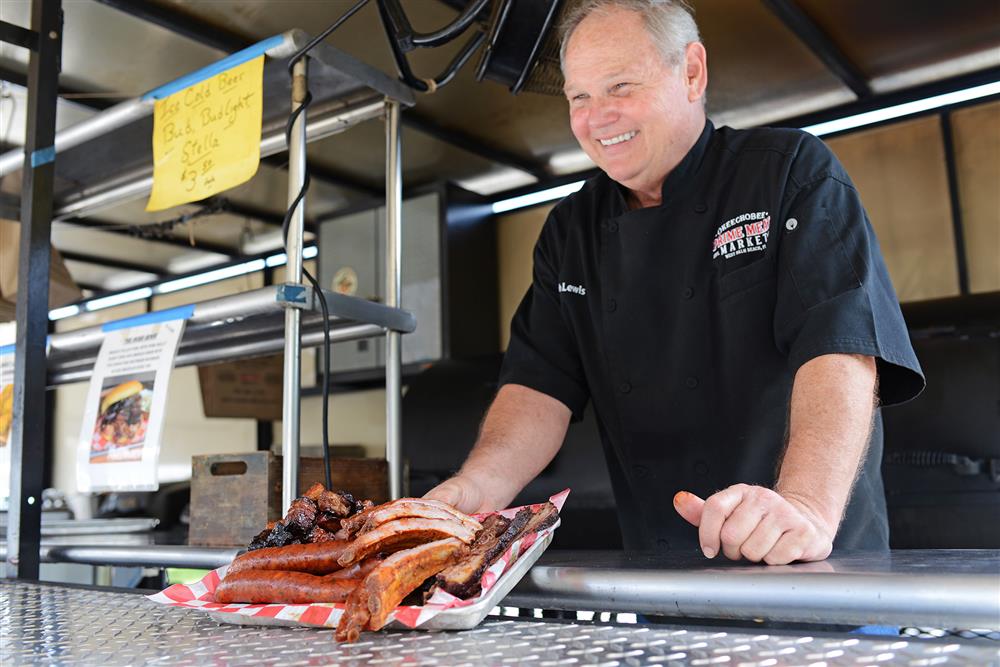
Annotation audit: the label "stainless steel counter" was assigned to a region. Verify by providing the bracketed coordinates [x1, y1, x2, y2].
[11, 544, 1000, 631]
[507, 550, 1000, 630]
[3, 580, 997, 666]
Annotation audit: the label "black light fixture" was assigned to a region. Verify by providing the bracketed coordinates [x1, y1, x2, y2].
[474, 0, 564, 94]
[377, 0, 566, 95]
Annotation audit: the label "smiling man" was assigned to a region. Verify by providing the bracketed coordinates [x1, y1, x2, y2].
[426, 0, 924, 564]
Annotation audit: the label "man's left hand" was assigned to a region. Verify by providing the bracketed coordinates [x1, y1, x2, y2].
[672, 485, 834, 565]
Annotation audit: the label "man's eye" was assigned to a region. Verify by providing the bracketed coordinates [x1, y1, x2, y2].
[572, 93, 588, 102]
[612, 82, 630, 92]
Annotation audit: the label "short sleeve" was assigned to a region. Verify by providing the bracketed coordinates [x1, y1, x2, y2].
[498, 211, 590, 420]
[773, 171, 925, 406]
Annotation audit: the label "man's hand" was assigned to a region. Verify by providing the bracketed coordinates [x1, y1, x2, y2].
[673, 485, 834, 565]
[423, 475, 493, 515]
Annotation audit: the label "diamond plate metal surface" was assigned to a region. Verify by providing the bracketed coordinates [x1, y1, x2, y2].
[2, 581, 997, 666]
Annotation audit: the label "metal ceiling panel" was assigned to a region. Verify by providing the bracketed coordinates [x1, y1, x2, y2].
[52, 223, 208, 272]
[0, 0, 224, 96]
[797, 0, 1000, 93]
[693, 0, 856, 127]
[0, 82, 96, 147]
[60, 258, 157, 292]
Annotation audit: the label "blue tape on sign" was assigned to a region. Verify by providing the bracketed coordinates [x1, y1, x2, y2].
[31, 146, 56, 167]
[0, 344, 15, 356]
[142, 34, 286, 100]
[101, 304, 195, 333]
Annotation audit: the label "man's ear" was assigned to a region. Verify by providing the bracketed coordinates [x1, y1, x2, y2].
[685, 42, 708, 102]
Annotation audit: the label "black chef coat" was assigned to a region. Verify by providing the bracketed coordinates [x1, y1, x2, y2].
[500, 120, 925, 551]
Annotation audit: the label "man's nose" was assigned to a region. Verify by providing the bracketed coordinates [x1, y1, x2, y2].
[588, 97, 620, 130]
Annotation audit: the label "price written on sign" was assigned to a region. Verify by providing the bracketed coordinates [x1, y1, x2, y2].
[147, 56, 264, 211]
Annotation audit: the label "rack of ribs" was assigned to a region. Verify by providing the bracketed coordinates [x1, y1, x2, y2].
[336, 517, 479, 567]
[338, 498, 482, 540]
[335, 537, 465, 642]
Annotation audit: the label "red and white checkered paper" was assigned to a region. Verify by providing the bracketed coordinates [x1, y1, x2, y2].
[147, 489, 569, 630]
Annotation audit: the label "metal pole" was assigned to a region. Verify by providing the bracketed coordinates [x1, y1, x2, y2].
[5, 0, 62, 580]
[384, 100, 403, 500]
[281, 57, 307, 512]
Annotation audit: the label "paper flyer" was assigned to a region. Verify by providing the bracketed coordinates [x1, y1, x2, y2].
[146, 55, 264, 211]
[0, 344, 13, 499]
[76, 317, 186, 492]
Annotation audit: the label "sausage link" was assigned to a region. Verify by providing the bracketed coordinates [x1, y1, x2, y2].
[215, 569, 359, 604]
[227, 541, 349, 576]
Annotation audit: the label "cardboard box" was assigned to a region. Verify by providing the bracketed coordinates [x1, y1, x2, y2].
[197, 355, 284, 421]
[1, 219, 82, 322]
[188, 451, 389, 547]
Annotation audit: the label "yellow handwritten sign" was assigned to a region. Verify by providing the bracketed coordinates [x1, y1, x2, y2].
[147, 56, 264, 211]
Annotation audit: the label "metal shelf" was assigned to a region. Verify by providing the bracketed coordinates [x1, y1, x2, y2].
[6, 25, 413, 576]
[0, 29, 415, 217]
[46, 285, 416, 385]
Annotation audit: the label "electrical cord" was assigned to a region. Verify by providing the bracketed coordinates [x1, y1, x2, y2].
[280, 0, 370, 491]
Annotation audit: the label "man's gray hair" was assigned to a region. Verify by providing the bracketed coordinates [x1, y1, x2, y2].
[558, 0, 701, 71]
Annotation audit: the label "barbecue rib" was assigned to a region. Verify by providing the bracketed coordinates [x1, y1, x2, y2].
[335, 578, 371, 643]
[338, 498, 481, 539]
[340, 499, 482, 539]
[335, 538, 465, 641]
[365, 538, 465, 630]
[337, 517, 479, 568]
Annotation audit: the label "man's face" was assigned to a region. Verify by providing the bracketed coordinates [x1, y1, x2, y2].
[562, 7, 702, 197]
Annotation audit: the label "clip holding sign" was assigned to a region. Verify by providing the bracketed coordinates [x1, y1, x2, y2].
[276, 283, 314, 310]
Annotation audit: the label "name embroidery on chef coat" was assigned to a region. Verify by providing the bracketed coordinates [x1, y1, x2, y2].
[711, 211, 770, 261]
[558, 282, 587, 296]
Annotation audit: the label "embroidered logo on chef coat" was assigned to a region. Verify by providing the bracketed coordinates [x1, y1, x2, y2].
[558, 282, 587, 296]
[711, 211, 770, 261]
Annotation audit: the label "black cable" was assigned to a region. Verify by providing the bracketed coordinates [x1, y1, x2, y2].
[280, 0, 370, 492]
[302, 268, 333, 490]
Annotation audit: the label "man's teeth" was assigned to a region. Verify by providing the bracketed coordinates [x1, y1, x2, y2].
[599, 131, 637, 146]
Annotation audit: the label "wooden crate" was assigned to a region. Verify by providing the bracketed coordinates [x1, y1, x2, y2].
[189, 451, 389, 547]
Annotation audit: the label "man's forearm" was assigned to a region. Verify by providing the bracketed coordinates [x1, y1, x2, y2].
[776, 353, 878, 535]
[450, 384, 571, 511]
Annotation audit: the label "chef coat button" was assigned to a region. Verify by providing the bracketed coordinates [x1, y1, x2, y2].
[694, 203, 707, 213]
[619, 382, 632, 394]
[684, 376, 699, 389]
[606, 298, 617, 312]
[608, 221, 619, 233]
[694, 460, 709, 475]
[785, 217, 798, 231]
[682, 286, 694, 299]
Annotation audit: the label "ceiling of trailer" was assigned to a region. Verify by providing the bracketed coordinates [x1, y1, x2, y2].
[0, 0, 998, 295]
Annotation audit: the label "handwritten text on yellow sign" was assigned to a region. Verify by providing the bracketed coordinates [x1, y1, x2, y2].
[147, 56, 264, 211]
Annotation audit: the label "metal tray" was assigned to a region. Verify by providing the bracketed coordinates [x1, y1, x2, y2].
[205, 519, 558, 632]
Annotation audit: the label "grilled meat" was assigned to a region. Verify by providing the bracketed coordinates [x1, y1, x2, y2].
[337, 517, 479, 568]
[227, 541, 351, 576]
[215, 569, 358, 604]
[339, 498, 482, 539]
[335, 538, 465, 641]
[432, 509, 528, 599]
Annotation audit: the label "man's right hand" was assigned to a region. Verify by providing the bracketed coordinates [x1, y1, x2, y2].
[423, 475, 491, 515]
[422, 384, 572, 515]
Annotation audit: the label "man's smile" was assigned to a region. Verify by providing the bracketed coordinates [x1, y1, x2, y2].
[598, 130, 638, 147]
